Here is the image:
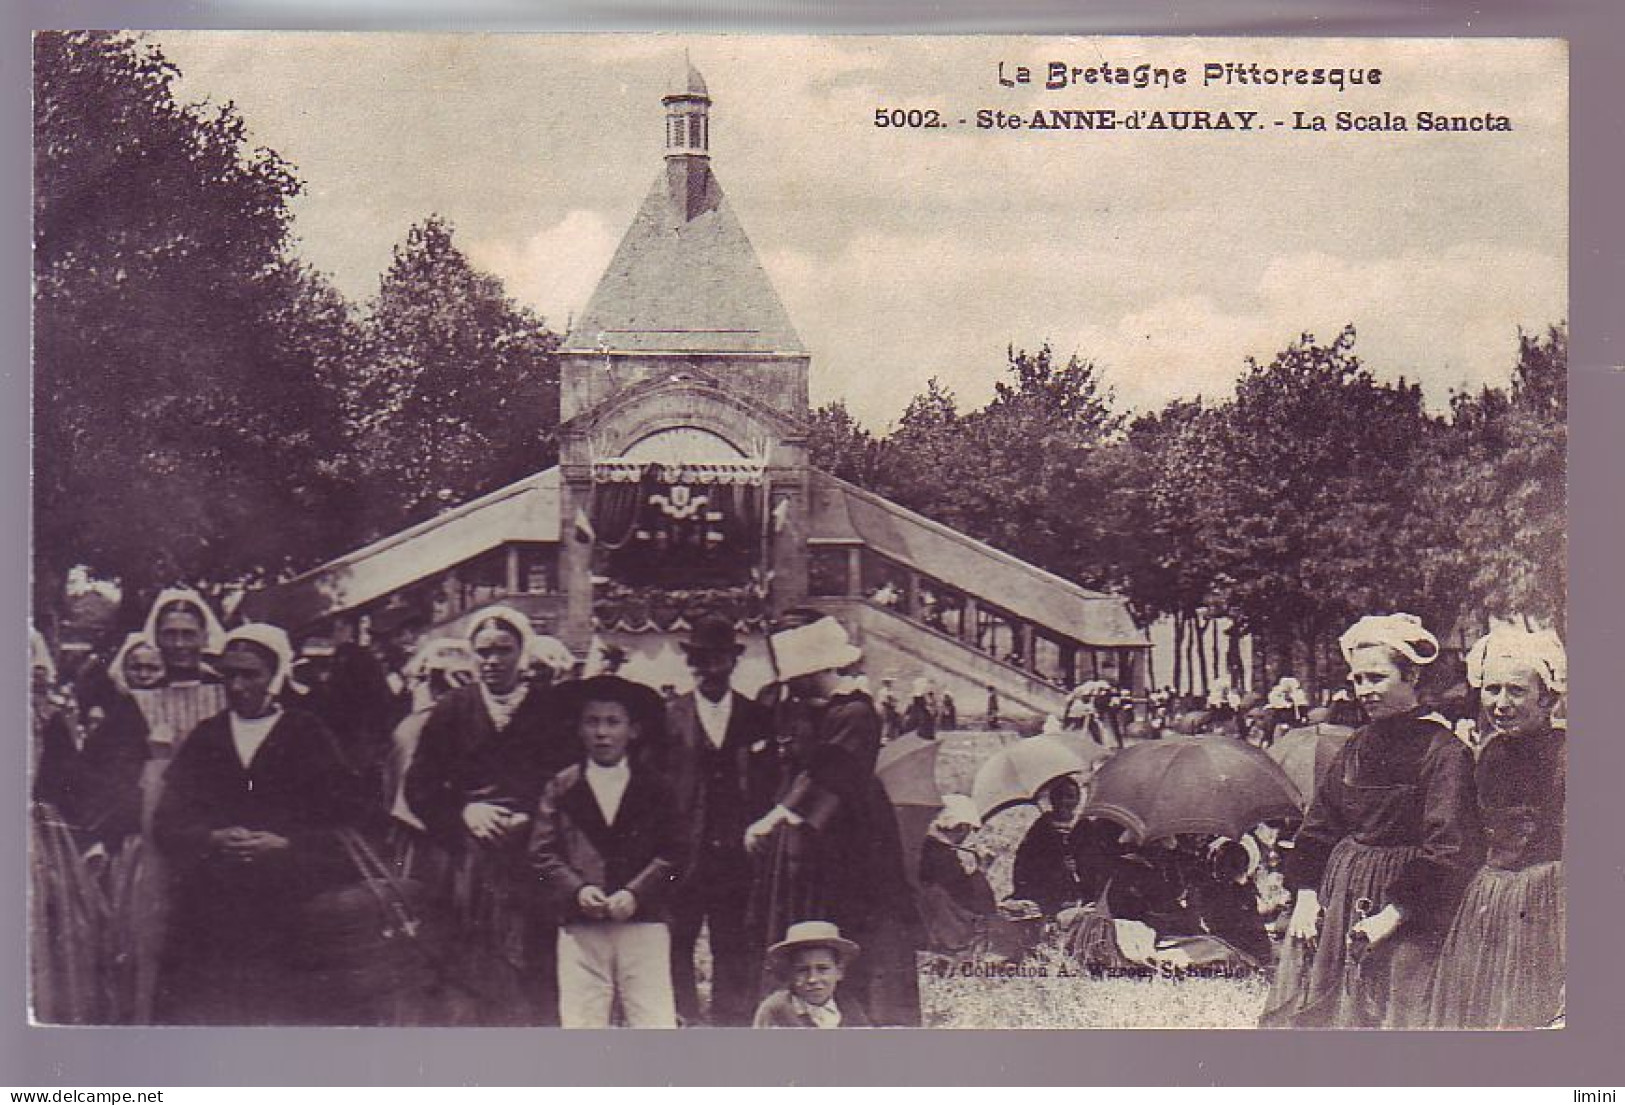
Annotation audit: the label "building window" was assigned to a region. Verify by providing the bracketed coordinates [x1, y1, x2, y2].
[1034, 634, 1068, 686]
[517, 544, 558, 594]
[917, 577, 965, 638]
[809, 547, 851, 597]
[974, 605, 1021, 666]
[861, 551, 910, 610]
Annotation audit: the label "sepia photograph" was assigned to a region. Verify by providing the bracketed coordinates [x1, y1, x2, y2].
[29, 32, 1567, 1031]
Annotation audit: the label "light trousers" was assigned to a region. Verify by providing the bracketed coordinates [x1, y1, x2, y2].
[557, 921, 676, 1028]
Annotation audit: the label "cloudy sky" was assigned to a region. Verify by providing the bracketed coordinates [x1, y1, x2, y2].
[156, 33, 1566, 427]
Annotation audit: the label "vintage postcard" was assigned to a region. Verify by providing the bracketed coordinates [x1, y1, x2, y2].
[30, 33, 1566, 1030]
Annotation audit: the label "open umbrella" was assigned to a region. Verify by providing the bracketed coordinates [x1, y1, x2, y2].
[970, 737, 1103, 820]
[876, 734, 944, 882]
[1267, 722, 1355, 807]
[876, 733, 944, 807]
[1081, 736, 1301, 844]
[1031, 729, 1114, 773]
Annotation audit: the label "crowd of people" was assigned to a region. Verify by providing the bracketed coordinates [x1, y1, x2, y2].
[907, 613, 1566, 1030]
[30, 590, 1564, 1030]
[29, 594, 922, 1028]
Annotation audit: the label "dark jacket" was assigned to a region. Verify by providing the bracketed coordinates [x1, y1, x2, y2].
[34, 693, 150, 848]
[152, 708, 365, 958]
[528, 760, 685, 924]
[752, 988, 871, 1028]
[1476, 726, 1565, 871]
[404, 683, 571, 849]
[1285, 712, 1483, 931]
[664, 689, 777, 882]
[1011, 817, 1082, 916]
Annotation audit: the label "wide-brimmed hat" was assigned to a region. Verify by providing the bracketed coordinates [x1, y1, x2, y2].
[766, 921, 861, 973]
[768, 616, 862, 682]
[565, 674, 663, 737]
[680, 614, 743, 655]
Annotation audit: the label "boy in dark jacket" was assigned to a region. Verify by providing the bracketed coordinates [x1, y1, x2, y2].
[529, 675, 684, 1027]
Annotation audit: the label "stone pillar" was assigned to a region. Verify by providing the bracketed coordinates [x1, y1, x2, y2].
[768, 474, 810, 616]
[558, 465, 596, 655]
[504, 545, 521, 595]
[845, 547, 863, 597]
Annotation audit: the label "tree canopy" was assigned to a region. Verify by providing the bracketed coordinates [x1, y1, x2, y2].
[819, 324, 1566, 694]
[349, 215, 561, 534]
[33, 34, 562, 628]
[34, 30, 324, 616]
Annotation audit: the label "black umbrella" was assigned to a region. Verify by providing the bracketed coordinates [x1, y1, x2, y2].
[1081, 736, 1301, 844]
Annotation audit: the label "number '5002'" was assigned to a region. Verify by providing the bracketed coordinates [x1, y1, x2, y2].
[874, 109, 944, 128]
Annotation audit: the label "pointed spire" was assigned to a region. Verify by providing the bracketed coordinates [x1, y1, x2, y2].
[565, 62, 804, 357]
[662, 54, 710, 159]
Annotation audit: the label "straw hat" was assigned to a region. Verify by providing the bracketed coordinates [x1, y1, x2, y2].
[768, 616, 862, 682]
[766, 921, 861, 973]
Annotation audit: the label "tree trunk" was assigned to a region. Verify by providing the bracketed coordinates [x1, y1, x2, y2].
[1171, 612, 1184, 697]
[1185, 617, 1198, 696]
[1302, 621, 1320, 700]
[1195, 616, 1210, 696]
[1226, 623, 1246, 692]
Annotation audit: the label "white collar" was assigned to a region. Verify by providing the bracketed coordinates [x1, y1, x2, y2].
[585, 758, 631, 824]
[694, 690, 733, 748]
[791, 994, 842, 1028]
[831, 674, 863, 698]
[229, 708, 282, 770]
[479, 681, 529, 730]
[586, 758, 630, 782]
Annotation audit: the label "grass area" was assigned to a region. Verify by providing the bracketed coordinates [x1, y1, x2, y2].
[921, 942, 1271, 1029]
[698, 729, 1274, 1027]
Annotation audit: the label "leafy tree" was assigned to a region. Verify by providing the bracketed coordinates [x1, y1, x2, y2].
[33, 31, 334, 623]
[880, 348, 1125, 588]
[1197, 326, 1453, 689]
[1436, 323, 1567, 634]
[1110, 399, 1234, 691]
[806, 400, 888, 488]
[877, 376, 963, 510]
[351, 216, 561, 535]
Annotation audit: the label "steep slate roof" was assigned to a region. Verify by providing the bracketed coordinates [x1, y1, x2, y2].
[564, 159, 805, 356]
[807, 470, 1149, 649]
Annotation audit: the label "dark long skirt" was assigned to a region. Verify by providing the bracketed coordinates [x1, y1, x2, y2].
[1261, 838, 1440, 1028]
[29, 804, 109, 1024]
[408, 836, 555, 1026]
[750, 819, 923, 1027]
[1427, 860, 1564, 1029]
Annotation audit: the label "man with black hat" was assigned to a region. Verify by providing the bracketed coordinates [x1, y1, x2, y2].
[664, 614, 776, 1026]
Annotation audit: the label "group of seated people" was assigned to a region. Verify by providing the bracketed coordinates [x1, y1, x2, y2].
[916, 774, 1286, 973]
